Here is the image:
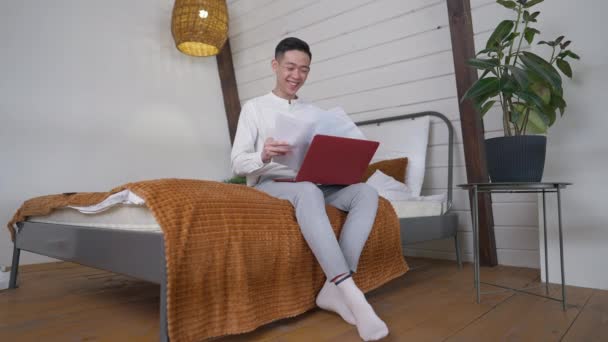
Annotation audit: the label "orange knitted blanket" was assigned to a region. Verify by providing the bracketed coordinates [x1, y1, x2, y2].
[8, 179, 409, 341]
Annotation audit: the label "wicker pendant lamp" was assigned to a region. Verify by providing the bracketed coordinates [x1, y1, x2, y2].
[171, 0, 228, 57]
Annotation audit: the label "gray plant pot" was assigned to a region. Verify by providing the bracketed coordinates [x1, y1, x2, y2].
[485, 135, 547, 182]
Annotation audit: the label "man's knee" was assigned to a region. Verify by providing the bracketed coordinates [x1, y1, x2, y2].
[352, 183, 378, 200]
[294, 182, 324, 201]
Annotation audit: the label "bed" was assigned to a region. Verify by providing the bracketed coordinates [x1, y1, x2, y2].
[7, 111, 458, 341]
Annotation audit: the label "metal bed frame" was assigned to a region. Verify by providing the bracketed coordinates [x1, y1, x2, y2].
[8, 111, 460, 342]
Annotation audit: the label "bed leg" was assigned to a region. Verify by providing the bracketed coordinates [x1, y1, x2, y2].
[160, 280, 169, 342]
[9, 242, 21, 289]
[454, 234, 462, 270]
[160, 239, 169, 342]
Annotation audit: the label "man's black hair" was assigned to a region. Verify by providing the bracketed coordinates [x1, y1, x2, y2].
[274, 37, 312, 60]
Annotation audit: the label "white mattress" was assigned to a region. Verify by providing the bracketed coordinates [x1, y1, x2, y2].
[28, 205, 162, 233]
[390, 200, 445, 218]
[27, 199, 445, 232]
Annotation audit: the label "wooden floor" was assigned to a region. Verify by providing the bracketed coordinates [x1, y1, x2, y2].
[1, 258, 607, 342]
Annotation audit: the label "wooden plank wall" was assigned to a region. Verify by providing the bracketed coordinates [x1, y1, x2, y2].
[225, 0, 540, 268]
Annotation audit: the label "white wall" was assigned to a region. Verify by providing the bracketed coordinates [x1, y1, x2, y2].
[0, 0, 232, 266]
[227, 0, 538, 267]
[533, 0, 608, 290]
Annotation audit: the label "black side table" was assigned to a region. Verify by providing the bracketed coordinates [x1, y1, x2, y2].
[458, 182, 571, 311]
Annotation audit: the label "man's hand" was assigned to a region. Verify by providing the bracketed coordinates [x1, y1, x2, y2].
[261, 137, 291, 163]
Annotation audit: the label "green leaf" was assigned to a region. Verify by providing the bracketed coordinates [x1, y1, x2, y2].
[480, 68, 495, 79]
[466, 58, 500, 70]
[545, 108, 557, 126]
[559, 50, 580, 60]
[524, 10, 539, 22]
[497, 0, 517, 9]
[537, 40, 549, 45]
[480, 100, 496, 116]
[513, 104, 547, 134]
[530, 11, 540, 20]
[525, 110, 549, 134]
[530, 82, 551, 104]
[556, 59, 572, 78]
[516, 90, 550, 113]
[551, 95, 567, 116]
[507, 66, 530, 88]
[524, 27, 540, 44]
[566, 50, 580, 60]
[510, 102, 525, 123]
[555, 36, 565, 44]
[560, 40, 571, 49]
[503, 32, 521, 43]
[486, 20, 515, 49]
[462, 77, 501, 102]
[520, 51, 562, 90]
[524, 0, 544, 8]
[500, 74, 520, 94]
[477, 47, 499, 56]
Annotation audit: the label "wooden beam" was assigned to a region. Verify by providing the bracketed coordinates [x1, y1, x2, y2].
[216, 38, 241, 145]
[446, 0, 497, 266]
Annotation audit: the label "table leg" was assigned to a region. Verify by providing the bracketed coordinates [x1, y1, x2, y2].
[557, 187, 567, 311]
[542, 190, 549, 295]
[473, 186, 480, 304]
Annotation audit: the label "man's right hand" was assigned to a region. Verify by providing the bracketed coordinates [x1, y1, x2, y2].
[261, 137, 291, 163]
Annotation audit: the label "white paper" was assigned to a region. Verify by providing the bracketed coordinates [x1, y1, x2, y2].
[312, 107, 365, 139]
[271, 107, 367, 171]
[271, 114, 315, 170]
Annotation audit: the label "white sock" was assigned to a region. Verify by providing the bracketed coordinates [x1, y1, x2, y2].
[316, 280, 356, 325]
[337, 277, 389, 341]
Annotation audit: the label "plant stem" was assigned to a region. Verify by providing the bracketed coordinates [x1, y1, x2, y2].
[500, 92, 512, 136]
[506, 4, 523, 66]
[549, 46, 557, 64]
[496, 79, 507, 136]
[495, 60, 511, 137]
[522, 107, 531, 134]
[507, 97, 517, 135]
[511, 13, 529, 67]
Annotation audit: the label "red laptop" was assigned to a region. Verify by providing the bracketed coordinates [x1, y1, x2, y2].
[274, 134, 380, 185]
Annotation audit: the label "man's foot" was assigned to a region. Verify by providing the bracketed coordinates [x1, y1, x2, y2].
[337, 278, 389, 341]
[316, 280, 356, 325]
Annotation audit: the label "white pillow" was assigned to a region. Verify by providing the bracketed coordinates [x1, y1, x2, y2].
[359, 116, 430, 197]
[366, 170, 413, 201]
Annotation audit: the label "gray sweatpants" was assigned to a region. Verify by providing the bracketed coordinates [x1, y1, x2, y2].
[255, 181, 379, 280]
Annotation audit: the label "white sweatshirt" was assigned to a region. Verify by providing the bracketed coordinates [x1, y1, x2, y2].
[231, 92, 322, 186]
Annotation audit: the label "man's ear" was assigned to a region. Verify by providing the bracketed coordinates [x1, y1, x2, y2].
[271, 58, 279, 73]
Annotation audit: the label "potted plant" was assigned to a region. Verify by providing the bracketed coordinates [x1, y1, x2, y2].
[463, 0, 579, 182]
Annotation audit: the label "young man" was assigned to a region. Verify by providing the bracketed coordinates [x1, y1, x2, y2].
[231, 37, 388, 341]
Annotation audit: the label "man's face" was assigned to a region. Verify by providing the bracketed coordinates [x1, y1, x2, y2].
[272, 50, 311, 99]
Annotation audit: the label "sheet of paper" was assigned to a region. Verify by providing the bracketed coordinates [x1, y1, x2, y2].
[313, 107, 365, 139]
[270, 107, 367, 171]
[271, 113, 315, 171]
